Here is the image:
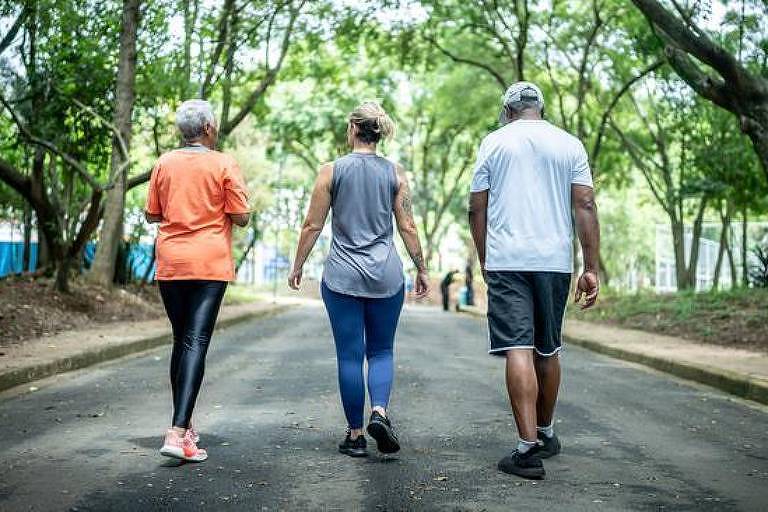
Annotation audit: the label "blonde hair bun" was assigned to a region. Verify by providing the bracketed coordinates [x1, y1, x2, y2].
[348, 101, 395, 142]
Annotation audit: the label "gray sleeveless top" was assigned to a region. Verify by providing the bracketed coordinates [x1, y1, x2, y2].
[322, 153, 404, 298]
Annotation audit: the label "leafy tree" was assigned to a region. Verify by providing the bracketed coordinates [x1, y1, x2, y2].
[88, 0, 141, 287]
[0, 0, 122, 291]
[611, 79, 727, 290]
[630, 0, 768, 176]
[400, 66, 498, 266]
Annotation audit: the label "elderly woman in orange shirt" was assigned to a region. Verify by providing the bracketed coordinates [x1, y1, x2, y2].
[145, 99, 250, 462]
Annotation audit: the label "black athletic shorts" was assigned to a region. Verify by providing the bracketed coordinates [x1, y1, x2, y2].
[486, 271, 571, 357]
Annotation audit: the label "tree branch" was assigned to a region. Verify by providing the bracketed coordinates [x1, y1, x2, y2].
[0, 94, 105, 191]
[663, 47, 735, 111]
[0, 158, 31, 200]
[200, 0, 235, 99]
[65, 93, 131, 177]
[591, 59, 664, 164]
[220, 2, 303, 136]
[630, 0, 753, 87]
[610, 121, 669, 213]
[0, 6, 28, 56]
[127, 169, 151, 190]
[424, 35, 508, 90]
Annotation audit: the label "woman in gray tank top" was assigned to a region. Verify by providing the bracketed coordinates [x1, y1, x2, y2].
[288, 102, 430, 457]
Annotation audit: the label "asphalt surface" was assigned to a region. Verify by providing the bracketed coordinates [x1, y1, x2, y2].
[1, 303, 766, 511]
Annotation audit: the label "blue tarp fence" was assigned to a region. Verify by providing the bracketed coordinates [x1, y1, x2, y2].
[0, 242, 155, 281]
[0, 242, 38, 276]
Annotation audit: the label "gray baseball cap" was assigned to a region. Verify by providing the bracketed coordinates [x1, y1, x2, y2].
[502, 81, 545, 109]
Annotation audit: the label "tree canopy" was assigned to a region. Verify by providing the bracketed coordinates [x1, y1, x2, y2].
[0, 0, 766, 292]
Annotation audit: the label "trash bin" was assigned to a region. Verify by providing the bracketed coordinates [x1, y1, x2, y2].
[458, 286, 469, 307]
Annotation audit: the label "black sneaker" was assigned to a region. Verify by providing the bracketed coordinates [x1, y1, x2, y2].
[366, 411, 400, 454]
[497, 449, 545, 479]
[338, 432, 368, 457]
[534, 432, 561, 459]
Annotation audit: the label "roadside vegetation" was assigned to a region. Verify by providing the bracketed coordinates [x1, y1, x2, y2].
[575, 288, 768, 353]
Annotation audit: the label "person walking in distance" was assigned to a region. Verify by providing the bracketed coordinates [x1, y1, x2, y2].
[145, 100, 251, 462]
[468, 82, 600, 479]
[440, 269, 459, 311]
[288, 101, 430, 457]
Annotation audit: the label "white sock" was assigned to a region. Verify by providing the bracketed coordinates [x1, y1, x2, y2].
[537, 422, 554, 439]
[516, 439, 537, 454]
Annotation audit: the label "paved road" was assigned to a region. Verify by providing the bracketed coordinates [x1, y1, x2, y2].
[1, 303, 767, 511]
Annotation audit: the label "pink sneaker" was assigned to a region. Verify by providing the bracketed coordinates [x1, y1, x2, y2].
[186, 424, 200, 444]
[160, 429, 208, 462]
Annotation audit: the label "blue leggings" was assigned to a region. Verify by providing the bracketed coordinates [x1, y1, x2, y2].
[321, 282, 404, 429]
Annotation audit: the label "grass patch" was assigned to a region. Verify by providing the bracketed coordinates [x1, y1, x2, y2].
[572, 288, 768, 352]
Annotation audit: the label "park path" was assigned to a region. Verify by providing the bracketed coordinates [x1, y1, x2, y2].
[0, 303, 766, 511]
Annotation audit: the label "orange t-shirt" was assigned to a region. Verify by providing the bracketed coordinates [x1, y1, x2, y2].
[145, 148, 250, 281]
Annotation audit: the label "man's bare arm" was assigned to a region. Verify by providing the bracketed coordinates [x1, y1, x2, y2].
[572, 184, 600, 308]
[468, 191, 488, 272]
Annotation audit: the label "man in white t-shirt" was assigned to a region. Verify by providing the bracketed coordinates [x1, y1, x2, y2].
[468, 81, 600, 480]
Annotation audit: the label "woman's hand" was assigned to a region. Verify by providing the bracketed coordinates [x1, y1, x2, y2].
[288, 266, 303, 290]
[413, 270, 430, 299]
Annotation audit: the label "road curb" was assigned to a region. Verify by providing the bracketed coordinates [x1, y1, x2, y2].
[457, 305, 768, 406]
[0, 304, 292, 394]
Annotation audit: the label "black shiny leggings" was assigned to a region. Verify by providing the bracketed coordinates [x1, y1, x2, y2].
[158, 280, 227, 429]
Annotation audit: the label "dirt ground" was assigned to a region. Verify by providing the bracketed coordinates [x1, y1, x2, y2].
[0, 276, 163, 347]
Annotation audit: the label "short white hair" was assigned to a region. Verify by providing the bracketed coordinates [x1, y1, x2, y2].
[175, 99, 215, 141]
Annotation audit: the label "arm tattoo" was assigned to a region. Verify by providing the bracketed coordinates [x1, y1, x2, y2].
[401, 193, 414, 219]
[411, 252, 426, 272]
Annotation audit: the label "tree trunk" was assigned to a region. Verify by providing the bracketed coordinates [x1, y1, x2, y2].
[36, 225, 50, 272]
[56, 189, 104, 292]
[88, 0, 140, 287]
[670, 219, 690, 290]
[22, 203, 32, 272]
[424, 236, 436, 272]
[55, 250, 75, 293]
[721, 205, 736, 290]
[741, 207, 749, 287]
[686, 198, 708, 291]
[711, 203, 727, 291]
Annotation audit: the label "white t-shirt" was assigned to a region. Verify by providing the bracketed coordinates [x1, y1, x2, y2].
[469, 120, 593, 273]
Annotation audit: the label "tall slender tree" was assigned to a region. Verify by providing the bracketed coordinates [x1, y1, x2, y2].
[88, 0, 141, 287]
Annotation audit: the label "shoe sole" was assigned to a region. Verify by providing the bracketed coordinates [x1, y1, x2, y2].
[160, 445, 208, 462]
[367, 421, 400, 454]
[497, 462, 545, 479]
[338, 447, 369, 458]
